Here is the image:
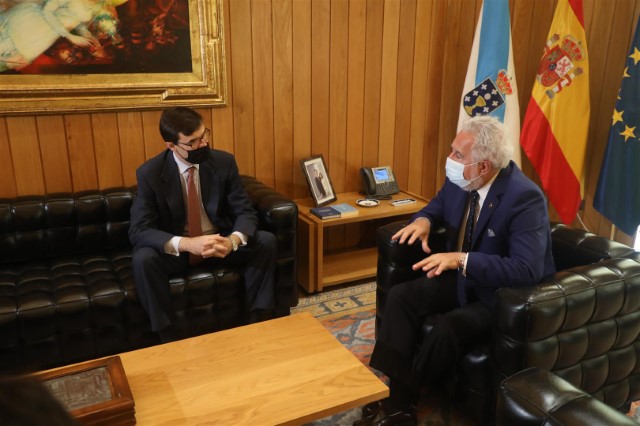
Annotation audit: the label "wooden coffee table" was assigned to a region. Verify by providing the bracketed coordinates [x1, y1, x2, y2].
[119, 312, 388, 425]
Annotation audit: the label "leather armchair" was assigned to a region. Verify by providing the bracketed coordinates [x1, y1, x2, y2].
[0, 176, 297, 373]
[376, 221, 639, 424]
[496, 367, 637, 425]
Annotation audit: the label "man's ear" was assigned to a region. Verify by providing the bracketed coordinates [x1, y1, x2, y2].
[480, 160, 491, 174]
[166, 142, 176, 151]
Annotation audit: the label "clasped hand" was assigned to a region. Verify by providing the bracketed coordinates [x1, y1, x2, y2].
[391, 220, 460, 278]
[185, 234, 232, 258]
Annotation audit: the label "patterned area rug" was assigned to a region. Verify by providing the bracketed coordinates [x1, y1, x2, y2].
[292, 282, 640, 425]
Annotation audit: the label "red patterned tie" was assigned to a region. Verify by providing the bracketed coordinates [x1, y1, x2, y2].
[187, 167, 203, 265]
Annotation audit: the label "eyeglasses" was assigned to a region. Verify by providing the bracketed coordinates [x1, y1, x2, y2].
[176, 128, 210, 149]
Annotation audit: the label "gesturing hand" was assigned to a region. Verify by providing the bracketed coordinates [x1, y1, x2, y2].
[412, 252, 461, 278]
[391, 218, 432, 254]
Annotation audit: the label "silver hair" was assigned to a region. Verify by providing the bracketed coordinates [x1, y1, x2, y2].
[460, 115, 513, 169]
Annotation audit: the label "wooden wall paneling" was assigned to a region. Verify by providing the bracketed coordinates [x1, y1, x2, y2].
[212, 0, 236, 156]
[64, 114, 98, 192]
[36, 116, 72, 193]
[420, 0, 446, 199]
[344, 0, 367, 248]
[252, 0, 276, 187]
[510, 0, 537, 179]
[91, 113, 123, 190]
[377, 0, 401, 167]
[0, 118, 17, 198]
[117, 112, 146, 187]
[328, 0, 349, 251]
[6, 117, 44, 196]
[392, 0, 417, 191]
[434, 0, 465, 192]
[141, 110, 164, 160]
[311, 0, 331, 158]
[345, 0, 367, 192]
[229, 0, 256, 177]
[292, 0, 312, 199]
[329, 0, 349, 194]
[362, 0, 384, 168]
[406, 0, 430, 195]
[583, 0, 638, 237]
[272, 0, 294, 195]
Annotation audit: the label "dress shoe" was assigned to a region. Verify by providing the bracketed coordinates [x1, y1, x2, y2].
[353, 403, 416, 426]
[362, 400, 382, 417]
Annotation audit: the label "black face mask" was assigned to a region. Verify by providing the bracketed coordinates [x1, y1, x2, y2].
[184, 145, 209, 164]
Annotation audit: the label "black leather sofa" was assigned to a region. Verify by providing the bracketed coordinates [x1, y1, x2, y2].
[0, 176, 297, 373]
[496, 367, 637, 425]
[376, 221, 640, 424]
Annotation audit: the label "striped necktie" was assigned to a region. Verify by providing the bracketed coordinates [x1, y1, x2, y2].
[462, 190, 479, 253]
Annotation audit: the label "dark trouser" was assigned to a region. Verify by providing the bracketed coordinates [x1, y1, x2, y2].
[370, 272, 493, 407]
[132, 230, 277, 332]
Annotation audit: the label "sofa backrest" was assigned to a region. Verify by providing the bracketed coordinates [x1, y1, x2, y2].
[550, 222, 635, 271]
[495, 257, 640, 410]
[0, 187, 136, 265]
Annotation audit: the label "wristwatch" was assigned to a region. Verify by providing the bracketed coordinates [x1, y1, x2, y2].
[458, 252, 467, 274]
[228, 236, 239, 252]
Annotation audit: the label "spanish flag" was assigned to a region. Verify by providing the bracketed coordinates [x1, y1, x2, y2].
[520, 0, 590, 224]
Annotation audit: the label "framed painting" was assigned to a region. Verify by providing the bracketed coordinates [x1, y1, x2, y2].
[301, 154, 337, 207]
[0, 0, 226, 115]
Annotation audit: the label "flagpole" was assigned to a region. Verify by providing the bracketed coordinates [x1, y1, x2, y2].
[610, 224, 616, 241]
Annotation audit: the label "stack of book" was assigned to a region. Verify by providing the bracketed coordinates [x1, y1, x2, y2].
[310, 203, 359, 220]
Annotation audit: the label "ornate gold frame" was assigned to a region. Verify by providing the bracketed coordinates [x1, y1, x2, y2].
[0, 0, 226, 115]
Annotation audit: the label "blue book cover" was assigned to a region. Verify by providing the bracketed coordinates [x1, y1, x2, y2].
[310, 206, 341, 220]
[331, 203, 359, 217]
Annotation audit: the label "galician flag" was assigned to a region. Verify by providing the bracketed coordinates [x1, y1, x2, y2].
[593, 17, 640, 236]
[458, 0, 520, 166]
[520, 0, 590, 224]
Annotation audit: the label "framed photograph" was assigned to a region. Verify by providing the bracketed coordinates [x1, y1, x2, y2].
[301, 155, 337, 207]
[0, 0, 226, 115]
[33, 356, 135, 425]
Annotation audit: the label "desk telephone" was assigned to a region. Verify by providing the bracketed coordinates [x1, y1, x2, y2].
[360, 166, 400, 199]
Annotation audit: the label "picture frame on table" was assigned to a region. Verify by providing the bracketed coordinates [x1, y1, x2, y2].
[0, 0, 226, 115]
[301, 154, 337, 207]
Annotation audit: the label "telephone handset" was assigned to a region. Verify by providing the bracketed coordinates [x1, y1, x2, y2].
[360, 166, 400, 199]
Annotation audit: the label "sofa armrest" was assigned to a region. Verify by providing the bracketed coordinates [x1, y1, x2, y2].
[376, 221, 447, 288]
[550, 222, 635, 271]
[494, 257, 640, 409]
[496, 367, 636, 425]
[241, 176, 298, 312]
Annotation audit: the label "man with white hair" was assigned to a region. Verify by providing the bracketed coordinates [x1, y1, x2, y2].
[356, 116, 555, 425]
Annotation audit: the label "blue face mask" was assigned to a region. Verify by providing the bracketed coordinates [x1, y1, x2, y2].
[445, 157, 480, 189]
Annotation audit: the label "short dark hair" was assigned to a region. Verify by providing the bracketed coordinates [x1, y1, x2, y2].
[159, 107, 203, 143]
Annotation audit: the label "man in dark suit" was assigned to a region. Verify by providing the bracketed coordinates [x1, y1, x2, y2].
[356, 116, 555, 425]
[129, 107, 276, 342]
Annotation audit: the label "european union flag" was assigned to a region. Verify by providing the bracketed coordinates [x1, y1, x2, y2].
[594, 18, 640, 236]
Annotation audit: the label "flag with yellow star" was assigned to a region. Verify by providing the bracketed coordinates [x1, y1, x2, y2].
[594, 17, 640, 235]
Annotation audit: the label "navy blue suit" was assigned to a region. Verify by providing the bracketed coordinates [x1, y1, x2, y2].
[129, 149, 276, 332]
[370, 161, 555, 394]
[413, 160, 555, 309]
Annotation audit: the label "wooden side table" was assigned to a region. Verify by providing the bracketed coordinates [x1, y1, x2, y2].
[295, 191, 428, 293]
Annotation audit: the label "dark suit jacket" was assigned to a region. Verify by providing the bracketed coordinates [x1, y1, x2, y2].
[129, 149, 257, 252]
[412, 161, 555, 309]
